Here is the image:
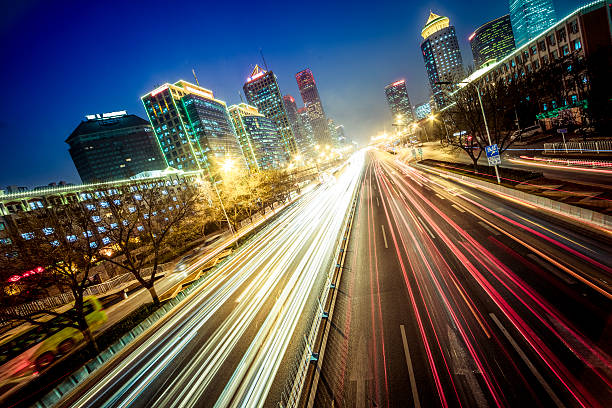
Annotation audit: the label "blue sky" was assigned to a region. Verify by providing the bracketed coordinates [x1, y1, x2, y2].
[0, 0, 581, 187]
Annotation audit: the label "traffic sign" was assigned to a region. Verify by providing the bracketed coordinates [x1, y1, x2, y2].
[485, 144, 499, 158]
[557, 128, 567, 134]
[487, 155, 501, 166]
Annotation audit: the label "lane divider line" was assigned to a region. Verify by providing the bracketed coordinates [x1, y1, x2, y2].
[381, 224, 388, 248]
[451, 204, 466, 213]
[400, 324, 422, 408]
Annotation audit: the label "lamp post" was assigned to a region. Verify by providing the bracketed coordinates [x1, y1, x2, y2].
[436, 81, 501, 184]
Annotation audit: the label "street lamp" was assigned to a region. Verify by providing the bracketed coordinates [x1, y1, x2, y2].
[204, 158, 236, 235]
[436, 80, 501, 184]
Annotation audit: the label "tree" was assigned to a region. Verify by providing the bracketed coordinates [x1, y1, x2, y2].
[96, 180, 203, 305]
[0, 202, 104, 353]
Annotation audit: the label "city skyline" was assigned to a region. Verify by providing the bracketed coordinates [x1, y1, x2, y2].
[0, 0, 583, 187]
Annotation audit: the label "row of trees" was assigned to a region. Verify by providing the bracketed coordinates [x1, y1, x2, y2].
[0, 168, 299, 350]
[430, 45, 612, 169]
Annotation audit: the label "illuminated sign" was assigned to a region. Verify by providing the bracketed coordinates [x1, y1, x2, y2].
[391, 79, 405, 86]
[468, 32, 476, 41]
[86, 111, 127, 120]
[247, 71, 265, 82]
[150, 85, 169, 97]
[184, 85, 213, 99]
[8, 266, 45, 283]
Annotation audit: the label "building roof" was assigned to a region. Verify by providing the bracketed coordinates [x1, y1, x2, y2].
[246, 65, 267, 83]
[422, 11, 450, 39]
[65, 114, 150, 144]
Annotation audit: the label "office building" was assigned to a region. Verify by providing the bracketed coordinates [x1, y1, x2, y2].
[421, 12, 464, 109]
[414, 102, 432, 120]
[283, 95, 315, 158]
[66, 111, 164, 183]
[298, 107, 316, 149]
[295, 68, 331, 145]
[141, 80, 244, 173]
[509, 0, 557, 47]
[243, 65, 297, 157]
[470, 15, 516, 68]
[384, 79, 415, 122]
[228, 103, 286, 172]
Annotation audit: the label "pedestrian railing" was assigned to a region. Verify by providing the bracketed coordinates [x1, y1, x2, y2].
[544, 140, 612, 154]
[518, 155, 612, 168]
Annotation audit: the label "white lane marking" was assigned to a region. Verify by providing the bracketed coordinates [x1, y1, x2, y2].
[400, 325, 422, 408]
[435, 193, 445, 200]
[526, 254, 576, 285]
[376, 196, 380, 207]
[381, 224, 388, 248]
[489, 313, 566, 408]
[451, 204, 466, 213]
[478, 221, 501, 236]
[417, 216, 436, 239]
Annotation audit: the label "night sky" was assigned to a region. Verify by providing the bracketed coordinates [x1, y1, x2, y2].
[0, 0, 581, 188]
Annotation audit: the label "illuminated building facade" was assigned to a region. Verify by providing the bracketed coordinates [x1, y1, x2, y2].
[297, 107, 315, 149]
[295, 68, 331, 145]
[421, 12, 464, 109]
[66, 111, 164, 183]
[470, 15, 516, 68]
[384, 79, 415, 121]
[509, 0, 557, 47]
[283, 95, 315, 158]
[414, 102, 432, 120]
[141, 80, 243, 172]
[228, 103, 286, 172]
[243, 65, 297, 157]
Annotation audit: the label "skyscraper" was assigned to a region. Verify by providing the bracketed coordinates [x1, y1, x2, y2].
[295, 68, 331, 145]
[141, 80, 244, 172]
[66, 111, 164, 183]
[384, 79, 415, 122]
[283, 95, 315, 158]
[470, 15, 516, 68]
[509, 0, 557, 47]
[243, 65, 297, 157]
[414, 102, 432, 120]
[228, 103, 286, 172]
[298, 107, 315, 150]
[421, 12, 464, 109]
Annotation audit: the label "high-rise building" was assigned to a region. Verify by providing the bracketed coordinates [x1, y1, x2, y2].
[470, 15, 516, 68]
[414, 102, 432, 120]
[283, 95, 315, 158]
[421, 12, 464, 109]
[509, 0, 557, 47]
[243, 65, 297, 157]
[295, 68, 331, 145]
[66, 111, 164, 183]
[141, 80, 244, 172]
[297, 107, 316, 149]
[384, 79, 415, 122]
[228, 104, 286, 172]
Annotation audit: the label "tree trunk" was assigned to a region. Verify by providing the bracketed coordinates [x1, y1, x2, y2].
[82, 326, 100, 355]
[147, 285, 160, 306]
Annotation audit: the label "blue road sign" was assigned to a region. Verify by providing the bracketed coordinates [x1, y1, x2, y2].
[485, 144, 499, 158]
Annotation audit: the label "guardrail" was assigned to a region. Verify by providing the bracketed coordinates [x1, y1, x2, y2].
[278, 169, 363, 408]
[543, 140, 612, 154]
[414, 163, 612, 230]
[516, 155, 612, 168]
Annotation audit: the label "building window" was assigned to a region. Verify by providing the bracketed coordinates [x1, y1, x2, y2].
[0, 222, 4, 231]
[533, 60, 540, 70]
[572, 39, 582, 51]
[551, 50, 559, 59]
[569, 20, 579, 34]
[547, 34, 556, 46]
[556, 28, 567, 43]
[530, 45, 537, 55]
[562, 45, 570, 56]
[538, 40, 546, 52]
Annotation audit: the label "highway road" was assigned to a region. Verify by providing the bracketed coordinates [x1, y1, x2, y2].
[315, 149, 612, 407]
[53, 153, 364, 408]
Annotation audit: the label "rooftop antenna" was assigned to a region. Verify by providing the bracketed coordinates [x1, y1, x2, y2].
[238, 91, 244, 103]
[259, 49, 269, 71]
[192, 68, 200, 86]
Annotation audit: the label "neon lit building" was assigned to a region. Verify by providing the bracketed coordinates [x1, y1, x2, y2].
[228, 103, 286, 172]
[141, 80, 244, 172]
[297, 107, 315, 150]
[384, 79, 415, 122]
[470, 15, 516, 68]
[421, 12, 464, 109]
[283, 95, 315, 158]
[295, 68, 331, 145]
[66, 111, 164, 183]
[414, 102, 432, 120]
[243, 65, 297, 157]
[509, 0, 557, 47]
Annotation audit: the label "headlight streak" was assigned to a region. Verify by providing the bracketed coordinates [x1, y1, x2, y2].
[376, 152, 611, 407]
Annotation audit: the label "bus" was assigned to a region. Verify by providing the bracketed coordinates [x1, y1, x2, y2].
[0, 297, 106, 397]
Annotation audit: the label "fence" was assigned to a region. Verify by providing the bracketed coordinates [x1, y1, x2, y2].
[517, 156, 612, 168]
[544, 140, 612, 154]
[0, 264, 171, 324]
[414, 163, 612, 229]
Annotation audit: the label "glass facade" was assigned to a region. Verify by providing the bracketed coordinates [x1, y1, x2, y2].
[509, 0, 557, 47]
[283, 95, 315, 158]
[470, 15, 516, 68]
[243, 65, 297, 158]
[228, 104, 286, 172]
[295, 68, 330, 145]
[141, 80, 243, 172]
[421, 12, 464, 109]
[66, 112, 164, 183]
[384, 79, 415, 121]
[414, 102, 432, 120]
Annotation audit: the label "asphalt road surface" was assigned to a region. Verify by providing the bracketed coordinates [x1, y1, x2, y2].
[53, 153, 364, 408]
[315, 149, 612, 408]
